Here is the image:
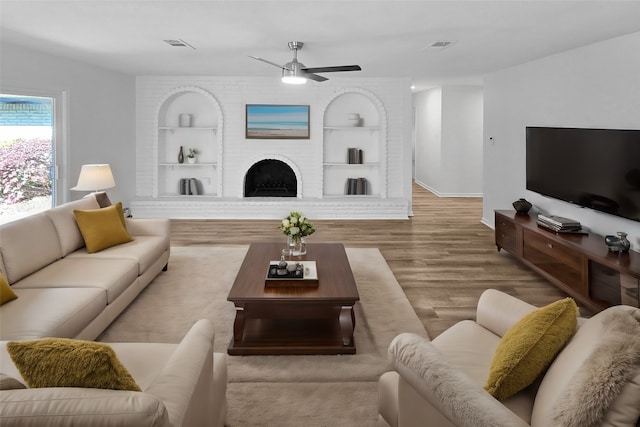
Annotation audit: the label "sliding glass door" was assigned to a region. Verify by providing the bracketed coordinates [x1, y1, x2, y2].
[0, 94, 56, 224]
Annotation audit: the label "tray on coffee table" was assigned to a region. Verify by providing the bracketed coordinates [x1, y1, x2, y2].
[265, 261, 318, 287]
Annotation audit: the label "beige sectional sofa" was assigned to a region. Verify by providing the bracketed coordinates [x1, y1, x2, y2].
[0, 196, 228, 425]
[0, 195, 170, 340]
[1, 319, 228, 427]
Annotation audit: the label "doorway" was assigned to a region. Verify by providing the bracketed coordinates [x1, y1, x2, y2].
[0, 94, 55, 224]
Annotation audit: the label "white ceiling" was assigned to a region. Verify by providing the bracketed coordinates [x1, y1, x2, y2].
[2, 1, 640, 91]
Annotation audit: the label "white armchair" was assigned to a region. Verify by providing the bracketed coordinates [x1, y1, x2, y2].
[378, 289, 640, 427]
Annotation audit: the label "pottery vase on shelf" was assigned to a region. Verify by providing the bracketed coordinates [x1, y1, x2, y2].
[187, 156, 196, 164]
[287, 235, 307, 256]
[179, 113, 192, 127]
[178, 146, 184, 164]
[347, 113, 361, 127]
[512, 198, 532, 214]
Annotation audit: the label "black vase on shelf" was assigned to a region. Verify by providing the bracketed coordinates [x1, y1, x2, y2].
[512, 198, 532, 214]
[178, 146, 184, 164]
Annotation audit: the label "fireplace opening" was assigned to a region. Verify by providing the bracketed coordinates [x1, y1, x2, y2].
[244, 159, 297, 197]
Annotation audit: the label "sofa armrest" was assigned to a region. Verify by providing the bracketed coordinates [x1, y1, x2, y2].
[145, 319, 225, 427]
[125, 218, 170, 238]
[475, 289, 537, 337]
[388, 333, 530, 427]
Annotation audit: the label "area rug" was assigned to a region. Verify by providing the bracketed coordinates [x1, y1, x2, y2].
[98, 245, 427, 425]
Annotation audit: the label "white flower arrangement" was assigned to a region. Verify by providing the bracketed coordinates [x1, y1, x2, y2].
[279, 211, 316, 238]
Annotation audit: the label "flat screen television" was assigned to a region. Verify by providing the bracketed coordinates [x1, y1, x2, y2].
[526, 126, 640, 223]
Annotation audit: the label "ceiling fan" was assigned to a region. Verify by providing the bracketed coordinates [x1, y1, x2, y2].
[249, 41, 361, 84]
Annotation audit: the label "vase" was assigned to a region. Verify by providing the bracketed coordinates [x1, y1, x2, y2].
[287, 235, 307, 256]
[178, 146, 184, 164]
[512, 198, 532, 214]
[187, 156, 196, 164]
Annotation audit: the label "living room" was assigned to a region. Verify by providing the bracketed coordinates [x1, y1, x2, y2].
[1, 1, 640, 426]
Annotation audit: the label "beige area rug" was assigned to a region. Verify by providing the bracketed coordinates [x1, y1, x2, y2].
[99, 246, 427, 425]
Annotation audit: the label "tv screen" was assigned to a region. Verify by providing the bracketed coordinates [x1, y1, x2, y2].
[526, 126, 640, 222]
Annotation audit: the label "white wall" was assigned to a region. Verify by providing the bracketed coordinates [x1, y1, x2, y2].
[0, 43, 136, 204]
[414, 85, 483, 196]
[134, 76, 414, 218]
[414, 88, 442, 190]
[483, 31, 640, 247]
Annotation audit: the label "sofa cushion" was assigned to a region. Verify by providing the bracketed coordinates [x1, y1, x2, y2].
[68, 235, 168, 275]
[0, 287, 106, 340]
[12, 257, 138, 304]
[0, 388, 170, 426]
[532, 305, 640, 427]
[74, 204, 133, 253]
[1, 273, 17, 305]
[433, 319, 536, 424]
[46, 196, 101, 256]
[7, 338, 141, 391]
[0, 212, 62, 284]
[484, 298, 577, 401]
[0, 373, 26, 390]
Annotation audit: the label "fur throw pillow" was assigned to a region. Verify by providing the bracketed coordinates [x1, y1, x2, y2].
[552, 309, 640, 427]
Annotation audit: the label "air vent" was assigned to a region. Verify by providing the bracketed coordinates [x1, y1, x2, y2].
[163, 39, 195, 49]
[428, 40, 456, 49]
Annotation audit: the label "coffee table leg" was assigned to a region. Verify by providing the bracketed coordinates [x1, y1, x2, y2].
[339, 306, 355, 346]
[233, 306, 245, 346]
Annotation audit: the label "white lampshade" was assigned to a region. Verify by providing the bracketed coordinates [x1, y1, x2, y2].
[71, 164, 116, 192]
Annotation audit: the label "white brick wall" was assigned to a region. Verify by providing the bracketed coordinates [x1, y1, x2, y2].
[132, 75, 411, 219]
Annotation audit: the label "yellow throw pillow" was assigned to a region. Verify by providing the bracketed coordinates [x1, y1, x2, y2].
[74, 203, 132, 253]
[7, 338, 141, 391]
[484, 297, 577, 401]
[0, 273, 18, 305]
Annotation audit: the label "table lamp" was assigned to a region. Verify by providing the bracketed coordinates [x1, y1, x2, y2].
[71, 164, 115, 207]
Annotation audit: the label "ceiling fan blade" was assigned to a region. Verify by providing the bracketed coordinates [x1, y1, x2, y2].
[301, 65, 362, 73]
[305, 73, 328, 82]
[249, 56, 291, 71]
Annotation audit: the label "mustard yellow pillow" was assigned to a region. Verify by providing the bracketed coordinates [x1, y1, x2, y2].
[6, 338, 141, 391]
[484, 298, 577, 401]
[74, 203, 132, 253]
[0, 273, 17, 305]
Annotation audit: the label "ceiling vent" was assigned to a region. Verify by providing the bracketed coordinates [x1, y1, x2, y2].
[427, 40, 456, 49]
[163, 39, 195, 49]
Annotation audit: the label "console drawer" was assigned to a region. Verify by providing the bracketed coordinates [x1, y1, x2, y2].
[522, 229, 587, 296]
[523, 229, 583, 271]
[495, 215, 517, 253]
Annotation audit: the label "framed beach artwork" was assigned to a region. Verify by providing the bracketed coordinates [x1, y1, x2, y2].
[245, 104, 310, 139]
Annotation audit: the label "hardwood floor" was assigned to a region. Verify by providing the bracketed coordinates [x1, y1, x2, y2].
[170, 182, 570, 338]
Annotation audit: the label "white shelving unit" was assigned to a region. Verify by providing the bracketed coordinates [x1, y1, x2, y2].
[156, 88, 223, 198]
[322, 90, 387, 198]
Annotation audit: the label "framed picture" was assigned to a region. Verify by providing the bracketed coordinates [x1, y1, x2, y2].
[246, 104, 310, 139]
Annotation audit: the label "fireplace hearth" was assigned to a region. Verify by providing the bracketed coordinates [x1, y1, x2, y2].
[244, 159, 297, 197]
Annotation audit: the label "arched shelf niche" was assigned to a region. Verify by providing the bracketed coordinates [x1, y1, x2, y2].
[155, 87, 223, 198]
[321, 88, 387, 198]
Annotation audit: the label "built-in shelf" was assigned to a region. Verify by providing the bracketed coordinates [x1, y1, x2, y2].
[322, 89, 387, 198]
[323, 126, 380, 131]
[159, 163, 218, 167]
[156, 87, 223, 198]
[159, 126, 218, 132]
[323, 162, 381, 167]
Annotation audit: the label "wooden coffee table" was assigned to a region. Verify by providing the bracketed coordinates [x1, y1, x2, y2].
[227, 242, 360, 355]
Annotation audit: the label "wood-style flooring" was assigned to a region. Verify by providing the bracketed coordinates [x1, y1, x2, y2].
[170, 182, 570, 338]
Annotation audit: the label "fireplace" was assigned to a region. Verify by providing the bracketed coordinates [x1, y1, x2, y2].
[244, 159, 297, 197]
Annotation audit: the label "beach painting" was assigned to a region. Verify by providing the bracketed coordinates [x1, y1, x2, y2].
[246, 104, 310, 139]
